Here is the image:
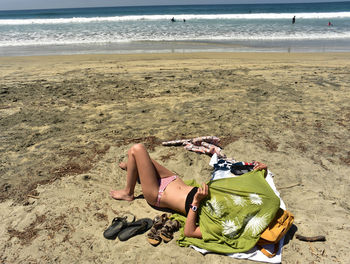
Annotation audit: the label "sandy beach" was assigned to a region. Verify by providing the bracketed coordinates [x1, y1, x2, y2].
[0, 52, 349, 263]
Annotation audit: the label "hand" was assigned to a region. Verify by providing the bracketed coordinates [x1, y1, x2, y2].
[193, 183, 208, 205]
[253, 161, 267, 171]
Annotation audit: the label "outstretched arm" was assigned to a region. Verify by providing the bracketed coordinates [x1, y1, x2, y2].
[184, 183, 208, 238]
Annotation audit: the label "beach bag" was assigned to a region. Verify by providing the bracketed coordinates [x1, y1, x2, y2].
[257, 208, 294, 258]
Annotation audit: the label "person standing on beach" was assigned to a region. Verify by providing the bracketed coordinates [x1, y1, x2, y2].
[292, 16, 296, 24]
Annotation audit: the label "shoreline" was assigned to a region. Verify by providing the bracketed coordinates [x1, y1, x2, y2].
[1, 38, 350, 57]
[2, 50, 350, 60]
[1, 52, 349, 262]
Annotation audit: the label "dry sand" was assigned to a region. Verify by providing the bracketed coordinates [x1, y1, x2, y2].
[0, 52, 349, 263]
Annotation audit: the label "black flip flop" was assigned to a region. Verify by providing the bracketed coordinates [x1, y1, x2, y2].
[118, 218, 153, 241]
[103, 215, 135, 240]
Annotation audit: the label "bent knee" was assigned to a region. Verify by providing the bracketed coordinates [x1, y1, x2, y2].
[129, 143, 146, 154]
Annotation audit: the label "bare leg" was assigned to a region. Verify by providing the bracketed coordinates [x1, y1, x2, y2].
[110, 144, 174, 205]
[118, 154, 174, 184]
[118, 160, 172, 178]
[110, 146, 140, 201]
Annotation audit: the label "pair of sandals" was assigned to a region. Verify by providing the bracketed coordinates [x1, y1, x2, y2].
[103, 214, 153, 241]
[147, 213, 180, 246]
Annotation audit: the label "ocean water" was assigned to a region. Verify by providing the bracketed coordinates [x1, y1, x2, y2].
[0, 2, 350, 56]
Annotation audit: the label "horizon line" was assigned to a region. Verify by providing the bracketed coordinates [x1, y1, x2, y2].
[0, 1, 349, 12]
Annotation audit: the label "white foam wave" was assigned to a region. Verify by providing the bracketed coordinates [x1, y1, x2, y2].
[1, 31, 350, 47]
[1, 12, 350, 25]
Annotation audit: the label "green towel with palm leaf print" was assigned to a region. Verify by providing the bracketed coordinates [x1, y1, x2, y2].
[171, 170, 280, 253]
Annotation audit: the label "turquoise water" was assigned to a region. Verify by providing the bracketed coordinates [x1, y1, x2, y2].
[0, 2, 350, 56]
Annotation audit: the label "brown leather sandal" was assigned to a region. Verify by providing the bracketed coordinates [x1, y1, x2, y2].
[147, 227, 162, 246]
[146, 214, 169, 246]
[159, 219, 180, 243]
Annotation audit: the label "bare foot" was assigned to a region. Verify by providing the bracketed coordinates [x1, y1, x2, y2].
[110, 189, 134, 201]
[119, 162, 127, 170]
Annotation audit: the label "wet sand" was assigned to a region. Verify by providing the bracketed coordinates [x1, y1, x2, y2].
[0, 52, 349, 263]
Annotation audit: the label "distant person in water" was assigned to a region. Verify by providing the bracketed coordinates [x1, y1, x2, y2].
[328, 21, 333, 26]
[183, 19, 186, 22]
[292, 16, 296, 24]
[171, 17, 175, 22]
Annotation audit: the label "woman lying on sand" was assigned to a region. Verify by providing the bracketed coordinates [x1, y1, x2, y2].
[110, 143, 272, 240]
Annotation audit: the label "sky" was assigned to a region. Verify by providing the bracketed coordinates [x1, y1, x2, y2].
[0, 0, 349, 11]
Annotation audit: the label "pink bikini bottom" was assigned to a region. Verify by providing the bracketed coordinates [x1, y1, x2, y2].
[155, 175, 177, 207]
